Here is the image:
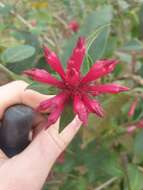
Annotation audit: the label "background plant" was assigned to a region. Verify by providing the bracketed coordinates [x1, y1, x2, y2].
[1, 0, 143, 189]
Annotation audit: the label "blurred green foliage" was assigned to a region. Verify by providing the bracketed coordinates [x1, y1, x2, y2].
[1, 0, 143, 189]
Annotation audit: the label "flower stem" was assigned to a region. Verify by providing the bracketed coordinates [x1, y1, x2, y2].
[94, 177, 118, 190]
[0, 64, 16, 80]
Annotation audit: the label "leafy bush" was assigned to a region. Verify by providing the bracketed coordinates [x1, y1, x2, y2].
[1, 0, 143, 189]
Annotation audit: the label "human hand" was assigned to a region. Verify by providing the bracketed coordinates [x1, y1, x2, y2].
[0, 81, 82, 190]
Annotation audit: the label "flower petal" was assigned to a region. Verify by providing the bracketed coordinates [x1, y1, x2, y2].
[128, 97, 138, 117]
[38, 92, 69, 128]
[45, 105, 65, 128]
[88, 83, 129, 95]
[65, 68, 80, 86]
[67, 37, 86, 72]
[24, 69, 64, 88]
[81, 59, 118, 84]
[37, 92, 69, 111]
[82, 95, 104, 117]
[44, 46, 65, 79]
[73, 94, 88, 125]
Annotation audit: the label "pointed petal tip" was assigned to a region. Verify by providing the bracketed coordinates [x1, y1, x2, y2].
[77, 36, 86, 47]
[67, 36, 86, 72]
[23, 69, 36, 77]
[43, 45, 50, 55]
[76, 36, 86, 51]
[96, 59, 118, 65]
[77, 115, 88, 126]
[119, 86, 130, 92]
[95, 106, 105, 118]
[81, 59, 119, 84]
[98, 110, 105, 117]
[43, 46, 65, 79]
[114, 85, 129, 93]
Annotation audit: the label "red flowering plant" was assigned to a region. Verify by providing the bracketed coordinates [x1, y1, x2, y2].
[68, 20, 80, 33]
[24, 37, 129, 128]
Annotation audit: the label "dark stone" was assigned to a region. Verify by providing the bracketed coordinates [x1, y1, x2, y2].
[0, 105, 35, 157]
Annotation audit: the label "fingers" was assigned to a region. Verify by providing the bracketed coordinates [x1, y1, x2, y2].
[0, 80, 54, 119]
[0, 129, 63, 190]
[0, 81, 28, 119]
[49, 117, 60, 132]
[32, 114, 47, 139]
[60, 115, 82, 147]
[21, 89, 53, 109]
[0, 117, 81, 189]
[46, 116, 82, 150]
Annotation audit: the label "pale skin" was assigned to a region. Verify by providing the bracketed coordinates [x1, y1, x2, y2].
[0, 80, 82, 190]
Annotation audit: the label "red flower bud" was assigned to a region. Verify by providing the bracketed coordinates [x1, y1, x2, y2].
[68, 20, 79, 33]
[128, 98, 138, 117]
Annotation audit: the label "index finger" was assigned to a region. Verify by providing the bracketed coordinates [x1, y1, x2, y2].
[60, 115, 82, 147]
[21, 88, 53, 109]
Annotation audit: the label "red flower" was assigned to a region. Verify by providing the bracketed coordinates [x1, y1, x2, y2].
[128, 97, 138, 117]
[24, 37, 129, 128]
[30, 19, 37, 27]
[137, 120, 143, 128]
[68, 20, 80, 33]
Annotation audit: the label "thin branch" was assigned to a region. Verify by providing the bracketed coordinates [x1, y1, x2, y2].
[0, 64, 16, 79]
[94, 177, 118, 190]
[138, 166, 143, 173]
[53, 14, 68, 29]
[46, 180, 61, 185]
[118, 74, 143, 86]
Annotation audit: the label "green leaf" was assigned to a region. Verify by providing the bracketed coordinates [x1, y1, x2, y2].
[82, 53, 93, 75]
[77, 177, 88, 190]
[121, 39, 143, 52]
[0, 63, 14, 85]
[26, 82, 57, 95]
[61, 5, 113, 67]
[87, 25, 110, 62]
[134, 130, 143, 163]
[115, 52, 132, 63]
[84, 145, 123, 183]
[12, 31, 40, 53]
[103, 36, 117, 57]
[139, 5, 143, 38]
[127, 164, 143, 190]
[1, 45, 35, 63]
[0, 4, 12, 16]
[117, 0, 129, 10]
[60, 104, 75, 131]
[80, 5, 113, 36]
[113, 63, 123, 77]
[6, 56, 35, 74]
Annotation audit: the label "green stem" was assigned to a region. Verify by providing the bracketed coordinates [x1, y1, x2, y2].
[94, 177, 118, 190]
[0, 64, 17, 80]
[0, 64, 31, 83]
